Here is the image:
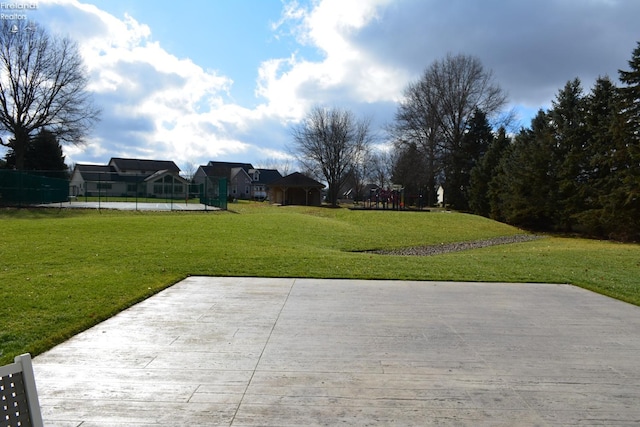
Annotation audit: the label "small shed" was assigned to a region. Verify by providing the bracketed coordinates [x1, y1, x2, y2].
[267, 172, 325, 206]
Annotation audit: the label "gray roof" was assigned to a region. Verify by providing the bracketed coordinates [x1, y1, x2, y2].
[110, 158, 180, 173]
[267, 172, 325, 188]
[201, 161, 253, 179]
[74, 164, 121, 182]
[254, 169, 282, 184]
[74, 161, 179, 183]
[199, 164, 284, 186]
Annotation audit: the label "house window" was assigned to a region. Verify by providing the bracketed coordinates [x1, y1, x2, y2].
[245, 186, 250, 194]
[97, 183, 112, 189]
[127, 184, 137, 192]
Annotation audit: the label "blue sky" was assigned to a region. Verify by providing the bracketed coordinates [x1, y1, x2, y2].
[4, 0, 640, 173]
[87, 0, 314, 107]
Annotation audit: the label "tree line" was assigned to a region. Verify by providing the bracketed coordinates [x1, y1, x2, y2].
[467, 43, 639, 241]
[1, 18, 638, 240]
[292, 43, 640, 241]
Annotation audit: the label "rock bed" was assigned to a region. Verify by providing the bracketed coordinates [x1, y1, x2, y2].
[367, 234, 544, 256]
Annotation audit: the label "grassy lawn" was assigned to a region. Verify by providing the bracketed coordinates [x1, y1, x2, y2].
[1, 201, 639, 364]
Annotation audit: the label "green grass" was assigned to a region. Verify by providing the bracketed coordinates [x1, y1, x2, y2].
[1, 201, 639, 364]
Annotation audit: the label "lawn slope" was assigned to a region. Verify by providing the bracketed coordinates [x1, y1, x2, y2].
[1, 202, 638, 363]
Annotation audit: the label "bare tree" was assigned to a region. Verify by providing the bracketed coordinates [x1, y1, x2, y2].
[181, 161, 198, 181]
[425, 53, 506, 147]
[0, 20, 99, 170]
[390, 77, 443, 205]
[255, 157, 293, 176]
[291, 106, 373, 206]
[390, 53, 507, 206]
[347, 145, 373, 203]
[369, 148, 394, 189]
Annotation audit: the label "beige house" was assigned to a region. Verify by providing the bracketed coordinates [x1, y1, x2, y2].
[69, 158, 187, 198]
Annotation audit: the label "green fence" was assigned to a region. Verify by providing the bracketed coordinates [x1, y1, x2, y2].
[71, 172, 227, 210]
[0, 169, 229, 210]
[0, 170, 69, 206]
[199, 177, 227, 210]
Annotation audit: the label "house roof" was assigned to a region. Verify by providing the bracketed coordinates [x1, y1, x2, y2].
[73, 164, 121, 182]
[109, 158, 180, 173]
[73, 163, 179, 183]
[207, 161, 254, 169]
[253, 169, 282, 184]
[144, 170, 189, 183]
[198, 165, 230, 179]
[201, 161, 254, 179]
[267, 172, 325, 188]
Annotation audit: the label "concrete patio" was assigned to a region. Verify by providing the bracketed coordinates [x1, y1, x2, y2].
[33, 277, 640, 426]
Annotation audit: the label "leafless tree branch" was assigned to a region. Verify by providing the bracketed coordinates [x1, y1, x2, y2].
[0, 20, 100, 169]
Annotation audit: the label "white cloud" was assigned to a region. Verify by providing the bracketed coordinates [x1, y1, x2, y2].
[35, 0, 259, 169]
[25, 0, 640, 170]
[257, 0, 409, 121]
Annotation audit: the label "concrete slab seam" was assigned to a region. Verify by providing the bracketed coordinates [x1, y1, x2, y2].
[229, 278, 297, 424]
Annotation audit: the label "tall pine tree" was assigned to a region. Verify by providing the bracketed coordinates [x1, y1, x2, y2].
[469, 126, 510, 217]
[618, 42, 640, 139]
[574, 76, 620, 236]
[608, 41, 640, 240]
[549, 78, 588, 230]
[492, 110, 558, 229]
[446, 108, 494, 210]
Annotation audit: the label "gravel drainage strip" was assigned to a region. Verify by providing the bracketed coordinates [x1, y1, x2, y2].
[364, 234, 544, 256]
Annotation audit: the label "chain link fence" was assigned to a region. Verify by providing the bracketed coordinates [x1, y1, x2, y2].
[0, 170, 69, 206]
[1, 170, 227, 210]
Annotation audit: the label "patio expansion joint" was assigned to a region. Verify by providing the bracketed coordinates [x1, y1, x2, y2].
[228, 278, 296, 424]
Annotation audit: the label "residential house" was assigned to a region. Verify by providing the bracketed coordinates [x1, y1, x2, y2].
[267, 172, 325, 206]
[248, 168, 283, 200]
[69, 158, 188, 198]
[195, 161, 282, 200]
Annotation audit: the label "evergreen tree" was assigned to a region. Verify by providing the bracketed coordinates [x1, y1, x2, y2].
[484, 41, 640, 240]
[448, 108, 494, 210]
[493, 110, 558, 229]
[618, 41, 640, 139]
[4, 130, 68, 178]
[573, 76, 620, 236]
[469, 126, 510, 217]
[607, 41, 640, 240]
[549, 78, 588, 230]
